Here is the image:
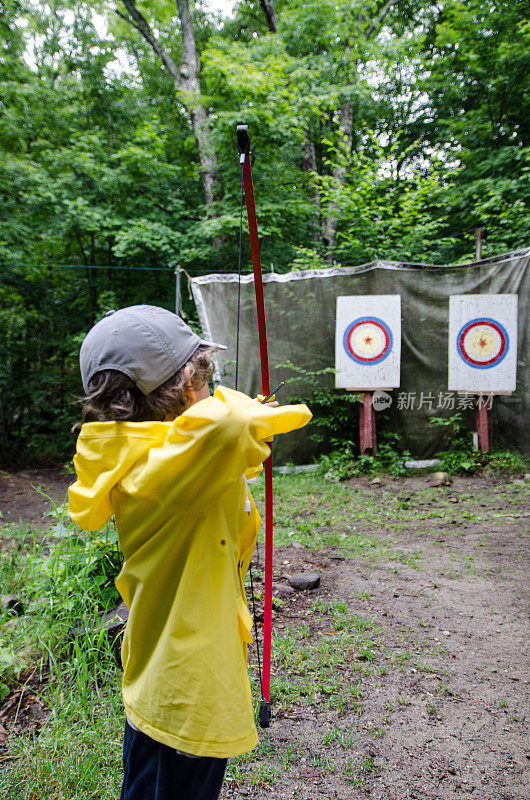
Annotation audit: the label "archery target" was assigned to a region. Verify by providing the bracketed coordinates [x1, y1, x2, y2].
[457, 318, 509, 369]
[343, 317, 393, 365]
[449, 296, 517, 393]
[336, 296, 401, 389]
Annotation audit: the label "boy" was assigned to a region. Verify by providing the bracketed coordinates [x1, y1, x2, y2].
[68, 305, 312, 800]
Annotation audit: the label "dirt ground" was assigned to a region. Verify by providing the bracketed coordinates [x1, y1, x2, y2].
[1, 470, 529, 799]
[0, 468, 72, 528]
[224, 475, 530, 800]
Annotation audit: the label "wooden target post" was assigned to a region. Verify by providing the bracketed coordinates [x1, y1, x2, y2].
[359, 391, 377, 454]
[448, 295, 518, 454]
[475, 396, 490, 453]
[335, 296, 401, 455]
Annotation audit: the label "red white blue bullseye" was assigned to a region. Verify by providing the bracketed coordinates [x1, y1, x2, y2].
[343, 317, 393, 365]
[457, 317, 509, 369]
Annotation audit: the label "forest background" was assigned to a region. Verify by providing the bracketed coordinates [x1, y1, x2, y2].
[1, 0, 529, 464]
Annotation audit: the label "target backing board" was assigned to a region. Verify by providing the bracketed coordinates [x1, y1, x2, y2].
[448, 294, 518, 394]
[335, 295, 401, 389]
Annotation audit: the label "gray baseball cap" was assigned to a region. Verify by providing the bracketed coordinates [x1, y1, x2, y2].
[80, 305, 225, 394]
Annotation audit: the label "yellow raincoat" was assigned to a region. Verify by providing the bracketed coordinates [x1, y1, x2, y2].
[69, 386, 311, 758]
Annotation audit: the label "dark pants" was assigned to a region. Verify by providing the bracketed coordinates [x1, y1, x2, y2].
[120, 723, 227, 800]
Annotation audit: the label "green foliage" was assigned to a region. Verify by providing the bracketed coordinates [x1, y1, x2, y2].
[0, 648, 18, 701]
[429, 414, 470, 449]
[36, 500, 123, 614]
[435, 448, 482, 475]
[429, 415, 529, 475]
[437, 447, 529, 477]
[320, 433, 411, 481]
[0, 263, 177, 465]
[1, 0, 528, 464]
[0, 505, 123, 689]
[485, 450, 529, 475]
[318, 441, 358, 481]
[3, 0, 527, 273]
[429, 413, 482, 473]
[0, 511, 125, 798]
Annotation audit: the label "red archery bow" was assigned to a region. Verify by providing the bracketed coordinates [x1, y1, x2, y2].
[237, 124, 273, 728]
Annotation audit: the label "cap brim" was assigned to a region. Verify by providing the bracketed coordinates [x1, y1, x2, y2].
[200, 339, 227, 350]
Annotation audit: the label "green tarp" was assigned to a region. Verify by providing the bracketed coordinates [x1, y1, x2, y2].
[191, 249, 529, 461]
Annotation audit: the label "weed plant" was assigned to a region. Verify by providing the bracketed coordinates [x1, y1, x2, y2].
[430, 414, 529, 474]
[316, 415, 527, 481]
[0, 501, 124, 799]
[319, 432, 411, 481]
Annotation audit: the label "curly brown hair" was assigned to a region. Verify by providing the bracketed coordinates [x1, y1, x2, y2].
[78, 345, 218, 425]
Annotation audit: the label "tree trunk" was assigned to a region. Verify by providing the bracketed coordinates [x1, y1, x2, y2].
[260, 0, 278, 33]
[322, 101, 353, 260]
[321, 0, 399, 259]
[176, 0, 219, 207]
[119, 0, 219, 209]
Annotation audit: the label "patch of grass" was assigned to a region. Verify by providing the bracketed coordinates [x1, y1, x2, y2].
[414, 658, 436, 673]
[268, 601, 381, 715]
[370, 720, 389, 738]
[0, 621, 124, 800]
[252, 471, 521, 565]
[344, 754, 383, 786]
[225, 735, 306, 788]
[311, 598, 378, 634]
[308, 752, 336, 772]
[1, 706, 123, 800]
[392, 650, 411, 665]
[248, 761, 279, 786]
[322, 726, 356, 748]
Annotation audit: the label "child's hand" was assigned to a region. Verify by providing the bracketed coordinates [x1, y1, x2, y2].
[256, 394, 279, 408]
[256, 382, 284, 408]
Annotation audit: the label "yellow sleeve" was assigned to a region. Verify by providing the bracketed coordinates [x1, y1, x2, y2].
[136, 386, 311, 511]
[69, 424, 159, 531]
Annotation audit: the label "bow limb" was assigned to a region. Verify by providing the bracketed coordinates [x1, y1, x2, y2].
[238, 126, 273, 728]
